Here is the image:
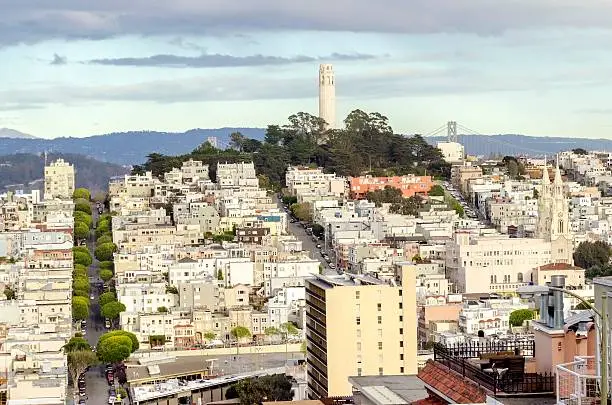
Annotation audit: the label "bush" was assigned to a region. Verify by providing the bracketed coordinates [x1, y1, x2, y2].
[74, 222, 90, 240]
[509, 309, 534, 327]
[73, 277, 90, 293]
[73, 246, 89, 255]
[99, 269, 113, 283]
[74, 211, 93, 228]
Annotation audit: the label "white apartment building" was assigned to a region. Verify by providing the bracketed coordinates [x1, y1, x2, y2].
[263, 257, 319, 296]
[458, 297, 528, 336]
[267, 286, 305, 329]
[117, 282, 177, 314]
[44, 159, 75, 200]
[285, 166, 345, 197]
[216, 162, 258, 188]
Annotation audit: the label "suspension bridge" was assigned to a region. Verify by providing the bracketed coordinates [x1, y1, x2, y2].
[423, 121, 553, 157]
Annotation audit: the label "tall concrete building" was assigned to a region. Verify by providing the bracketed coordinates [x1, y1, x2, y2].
[318, 64, 336, 130]
[44, 158, 75, 200]
[305, 263, 417, 398]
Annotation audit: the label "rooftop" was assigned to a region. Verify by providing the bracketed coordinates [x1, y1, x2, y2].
[349, 375, 427, 404]
[307, 273, 390, 289]
[418, 360, 486, 404]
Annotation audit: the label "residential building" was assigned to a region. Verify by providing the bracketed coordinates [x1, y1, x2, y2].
[349, 175, 433, 199]
[44, 159, 75, 200]
[305, 263, 417, 398]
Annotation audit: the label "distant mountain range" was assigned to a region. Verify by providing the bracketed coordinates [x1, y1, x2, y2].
[0, 128, 265, 165]
[0, 153, 129, 193]
[0, 128, 610, 165]
[0, 128, 38, 139]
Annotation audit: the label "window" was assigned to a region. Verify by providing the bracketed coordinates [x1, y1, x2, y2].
[378, 316, 382, 324]
[357, 368, 362, 376]
[378, 329, 383, 338]
[378, 342, 383, 350]
[400, 354, 404, 360]
[399, 315, 403, 322]
[377, 303, 382, 311]
[399, 302, 403, 309]
[400, 367, 405, 373]
[356, 329, 361, 338]
[399, 289, 402, 296]
[399, 328, 403, 335]
[356, 316, 361, 325]
[357, 342, 361, 351]
[379, 367, 384, 376]
[517, 272, 523, 282]
[400, 341, 403, 347]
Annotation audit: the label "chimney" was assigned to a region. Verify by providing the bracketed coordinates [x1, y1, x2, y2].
[551, 275, 565, 330]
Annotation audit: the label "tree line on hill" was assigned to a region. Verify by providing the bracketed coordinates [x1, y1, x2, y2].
[133, 110, 450, 190]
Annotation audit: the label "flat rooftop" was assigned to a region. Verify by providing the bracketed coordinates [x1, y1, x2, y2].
[349, 375, 427, 404]
[308, 273, 389, 289]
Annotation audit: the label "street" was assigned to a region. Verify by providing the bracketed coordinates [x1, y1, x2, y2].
[277, 197, 338, 276]
[82, 204, 113, 405]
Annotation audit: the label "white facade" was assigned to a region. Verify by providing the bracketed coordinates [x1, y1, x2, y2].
[318, 64, 336, 130]
[44, 159, 75, 200]
[437, 142, 464, 164]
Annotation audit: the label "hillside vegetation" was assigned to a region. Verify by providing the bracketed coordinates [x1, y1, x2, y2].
[134, 110, 449, 189]
[0, 153, 129, 193]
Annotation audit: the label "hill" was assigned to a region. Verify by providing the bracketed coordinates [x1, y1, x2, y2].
[0, 153, 130, 193]
[0, 128, 265, 165]
[426, 134, 612, 157]
[0, 128, 38, 139]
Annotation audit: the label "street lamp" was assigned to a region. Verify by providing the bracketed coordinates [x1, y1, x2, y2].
[517, 280, 608, 405]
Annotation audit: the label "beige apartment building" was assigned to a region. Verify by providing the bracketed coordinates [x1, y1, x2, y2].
[44, 159, 75, 200]
[305, 263, 417, 398]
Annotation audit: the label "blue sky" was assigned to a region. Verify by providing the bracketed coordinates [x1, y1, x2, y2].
[2, 1, 612, 138]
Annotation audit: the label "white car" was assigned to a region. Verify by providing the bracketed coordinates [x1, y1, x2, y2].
[90, 294, 94, 300]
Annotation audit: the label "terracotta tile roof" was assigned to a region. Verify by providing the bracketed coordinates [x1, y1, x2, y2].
[417, 360, 487, 404]
[537, 262, 583, 271]
[411, 395, 446, 405]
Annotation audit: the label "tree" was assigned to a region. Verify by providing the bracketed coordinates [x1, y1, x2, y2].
[217, 269, 224, 281]
[506, 160, 519, 178]
[67, 350, 98, 393]
[165, 285, 178, 294]
[101, 301, 126, 322]
[74, 211, 93, 228]
[73, 188, 91, 200]
[4, 286, 15, 300]
[72, 297, 89, 321]
[64, 337, 91, 352]
[231, 326, 252, 342]
[230, 131, 246, 151]
[73, 277, 90, 293]
[99, 261, 114, 271]
[99, 292, 117, 308]
[73, 289, 89, 298]
[311, 223, 324, 238]
[98, 330, 139, 353]
[203, 331, 216, 341]
[264, 327, 280, 342]
[96, 336, 132, 363]
[95, 243, 117, 262]
[428, 185, 445, 197]
[98, 269, 114, 283]
[573, 148, 588, 155]
[574, 241, 612, 270]
[279, 322, 299, 340]
[509, 309, 534, 327]
[73, 251, 93, 267]
[226, 375, 294, 404]
[73, 246, 89, 255]
[290, 202, 312, 222]
[74, 201, 92, 215]
[74, 222, 90, 240]
[96, 235, 113, 245]
[157, 306, 168, 313]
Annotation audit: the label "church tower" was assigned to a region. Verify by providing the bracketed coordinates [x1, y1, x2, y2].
[537, 157, 573, 264]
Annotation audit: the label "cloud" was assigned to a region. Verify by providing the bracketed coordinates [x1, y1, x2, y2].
[50, 53, 67, 65]
[86, 52, 377, 68]
[2, 1, 612, 46]
[0, 64, 601, 111]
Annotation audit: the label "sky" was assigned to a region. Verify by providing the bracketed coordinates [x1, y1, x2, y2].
[3, 1, 612, 139]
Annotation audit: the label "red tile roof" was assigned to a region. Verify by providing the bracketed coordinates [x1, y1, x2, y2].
[417, 360, 487, 404]
[411, 396, 446, 405]
[537, 262, 583, 271]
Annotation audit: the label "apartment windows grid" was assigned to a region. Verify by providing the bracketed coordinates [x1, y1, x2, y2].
[378, 342, 383, 350]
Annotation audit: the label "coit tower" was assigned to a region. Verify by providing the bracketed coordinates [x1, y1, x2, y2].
[318, 64, 336, 129]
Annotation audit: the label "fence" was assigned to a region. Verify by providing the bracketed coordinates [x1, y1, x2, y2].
[441, 340, 536, 359]
[434, 344, 555, 396]
[556, 356, 602, 405]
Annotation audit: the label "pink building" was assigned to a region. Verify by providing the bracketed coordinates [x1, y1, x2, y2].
[349, 175, 433, 199]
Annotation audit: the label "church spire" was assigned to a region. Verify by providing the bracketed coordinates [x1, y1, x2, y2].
[554, 154, 563, 185]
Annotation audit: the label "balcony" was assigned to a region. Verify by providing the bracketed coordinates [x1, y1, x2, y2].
[433, 342, 555, 396]
[556, 356, 609, 405]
